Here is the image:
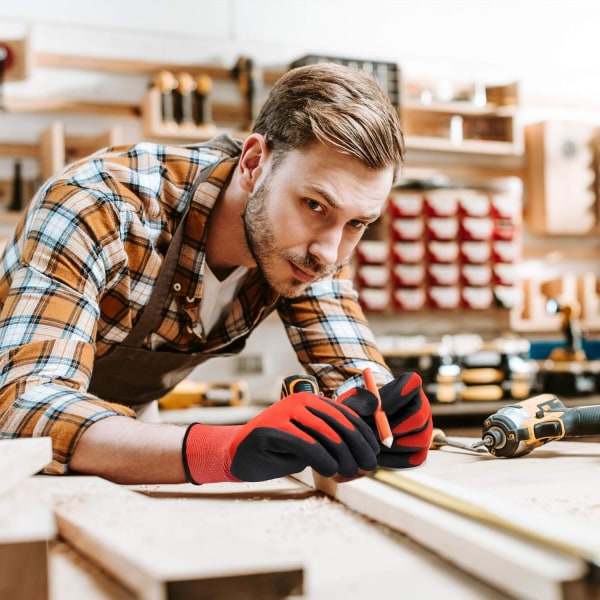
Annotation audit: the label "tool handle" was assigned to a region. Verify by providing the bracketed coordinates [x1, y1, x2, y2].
[563, 405, 600, 437]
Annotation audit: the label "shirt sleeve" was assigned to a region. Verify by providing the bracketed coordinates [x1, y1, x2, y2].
[0, 184, 135, 475]
[276, 263, 393, 398]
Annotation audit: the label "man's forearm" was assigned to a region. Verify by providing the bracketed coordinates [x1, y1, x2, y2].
[69, 416, 188, 484]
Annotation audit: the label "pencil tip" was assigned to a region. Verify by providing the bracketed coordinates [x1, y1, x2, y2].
[382, 436, 393, 448]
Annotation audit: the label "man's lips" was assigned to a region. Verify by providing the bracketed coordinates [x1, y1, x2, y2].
[289, 261, 318, 283]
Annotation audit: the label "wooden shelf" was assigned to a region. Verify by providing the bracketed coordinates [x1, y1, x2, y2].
[403, 99, 517, 117]
[4, 96, 140, 118]
[405, 135, 523, 156]
[401, 80, 523, 164]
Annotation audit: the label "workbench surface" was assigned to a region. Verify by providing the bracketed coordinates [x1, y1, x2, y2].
[42, 475, 503, 599]
[8, 439, 600, 599]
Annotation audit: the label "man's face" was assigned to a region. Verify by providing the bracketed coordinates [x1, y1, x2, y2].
[243, 143, 394, 298]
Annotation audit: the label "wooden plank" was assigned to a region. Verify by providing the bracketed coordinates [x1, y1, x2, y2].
[39, 476, 507, 600]
[525, 121, 599, 235]
[128, 477, 317, 500]
[0, 477, 57, 600]
[4, 96, 140, 117]
[38, 122, 65, 182]
[0, 142, 39, 159]
[35, 52, 234, 79]
[50, 541, 135, 600]
[373, 468, 600, 564]
[418, 439, 600, 524]
[292, 459, 596, 600]
[0, 438, 52, 497]
[0, 503, 56, 600]
[47, 477, 303, 600]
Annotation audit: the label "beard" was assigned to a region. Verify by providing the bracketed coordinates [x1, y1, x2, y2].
[242, 174, 337, 298]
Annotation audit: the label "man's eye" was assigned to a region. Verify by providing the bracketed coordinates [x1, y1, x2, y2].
[348, 220, 368, 230]
[306, 199, 324, 213]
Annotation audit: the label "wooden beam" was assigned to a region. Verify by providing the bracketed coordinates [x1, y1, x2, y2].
[50, 477, 303, 600]
[0, 438, 52, 498]
[38, 122, 65, 182]
[50, 540, 134, 600]
[0, 142, 39, 159]
[0, 473, 57, 600]
[0, 500, 55, 600]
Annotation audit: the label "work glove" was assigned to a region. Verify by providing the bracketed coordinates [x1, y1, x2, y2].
[182, 391, 380, 484]
[338, 372, 433, 469]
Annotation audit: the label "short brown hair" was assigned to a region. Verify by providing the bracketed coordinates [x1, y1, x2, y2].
[252, 63, 404, 179]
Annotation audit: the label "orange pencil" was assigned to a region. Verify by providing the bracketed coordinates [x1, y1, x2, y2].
[363, 368, 393, 448]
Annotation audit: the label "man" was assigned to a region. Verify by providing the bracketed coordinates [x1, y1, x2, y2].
[0, 63, 432, 485]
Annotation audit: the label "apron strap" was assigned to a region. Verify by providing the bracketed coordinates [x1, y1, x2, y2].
[122, 210, 188, 348]
[117, 142, 242, 349]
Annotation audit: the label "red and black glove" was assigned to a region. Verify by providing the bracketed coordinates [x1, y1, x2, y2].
[182, 391, 380, 484]
[338, 372, 433, 469]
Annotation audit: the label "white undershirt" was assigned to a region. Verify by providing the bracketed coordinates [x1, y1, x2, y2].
[196, 263, 249, 337]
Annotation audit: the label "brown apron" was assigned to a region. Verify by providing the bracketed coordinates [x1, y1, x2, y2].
[88, 143, 243, 406]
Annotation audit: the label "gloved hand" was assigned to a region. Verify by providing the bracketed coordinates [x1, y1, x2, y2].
[182, 391, 380, 484]
[338, 372, 432, 469]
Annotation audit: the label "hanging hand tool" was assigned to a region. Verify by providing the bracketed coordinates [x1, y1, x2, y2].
[152, 70, 178, 126]
[471, 393, 600, 457]
[174, 72, 197, 127]
[193, 74, 213, 125]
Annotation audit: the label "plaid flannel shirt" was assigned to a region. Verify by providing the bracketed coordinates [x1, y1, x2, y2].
[0, 134, 391, 474]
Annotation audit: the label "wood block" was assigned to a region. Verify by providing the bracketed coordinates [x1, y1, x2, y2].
[0, 438, 52, 497]
[0, 479, 57, 600]
[525, 121, 598, 234]
[47, 477, 303, 600]
[50, 541, 135, 600]
[38, 122, 66, 182]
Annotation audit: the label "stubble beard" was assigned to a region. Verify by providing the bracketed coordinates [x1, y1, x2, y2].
[242, 175, 337, 298]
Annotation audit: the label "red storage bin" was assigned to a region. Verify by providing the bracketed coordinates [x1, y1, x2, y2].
[428, 286, 460, 309]
[460, 217, 494, 241]
[389, 192, 424, 218]
[426, 217, 459, 240]
[424, 189, 458, 217]
[391, 218, 424, 241]
[392, 263, 425, 286]
[392, 287, 427, 311]
[392, 241, 426, 263]
[427, 240, 459, 263]
[460, 241, 491, 263]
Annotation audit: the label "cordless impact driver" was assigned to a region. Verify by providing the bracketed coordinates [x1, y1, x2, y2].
[472, 393, 600, 457]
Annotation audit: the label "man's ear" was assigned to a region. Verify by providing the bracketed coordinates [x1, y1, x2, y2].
[238, 133, 269, 193]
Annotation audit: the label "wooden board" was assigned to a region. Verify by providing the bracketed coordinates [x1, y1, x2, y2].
[29, 475, 508, 600]
[0, 476, 57, 600]
[128, 477, 316, 499]
[0, 437, 52, 497]
[293, 440, 600, 600]
[43, 477, 304, 600]
[525, 121, 598, 235]
[50, 541, 135, 600]
[420, 438, 600, 525]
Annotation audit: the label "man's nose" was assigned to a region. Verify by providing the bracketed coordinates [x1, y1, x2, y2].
[308, 226, 345, 266]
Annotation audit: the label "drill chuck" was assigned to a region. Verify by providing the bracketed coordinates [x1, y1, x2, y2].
[480, 410, 530, 457]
